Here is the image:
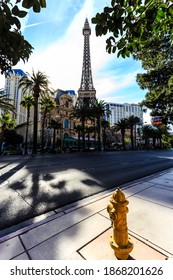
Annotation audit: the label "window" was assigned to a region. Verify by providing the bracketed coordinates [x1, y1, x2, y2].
[64, 119, 69, 128]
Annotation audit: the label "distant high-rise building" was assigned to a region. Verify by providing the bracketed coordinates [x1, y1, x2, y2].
[5, 69, 27, 125]
[78, 18, 96, 105]
[0, 88, 5, 117]
[106, 103, 143, 126]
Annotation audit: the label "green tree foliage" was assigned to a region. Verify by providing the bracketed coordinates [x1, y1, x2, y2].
[19, 70, 50, 153]
[114, 118, 129, 150]
[0, 0, 47, 73]
[126, 115, 141, 149]
[101, 119, 110, 150]
[92, 0, 173, 58]
[50, 118, 62, 151]
[0, 112, 15, 131]
[71, 100, 91, 151]
[134, 36, 173, 122]
[0, 113, 16, 147]
[91, 100, 107, 151]
[3, 129, 23, 146]
[142, 123, 170, 149]
[40, 94, 56, 151]
[0, 93, 16, 113]
[20, 94, 34, 154]
[74, 124, 83, 151]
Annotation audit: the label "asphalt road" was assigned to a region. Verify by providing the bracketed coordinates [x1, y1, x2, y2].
[1, 149, 173, 234]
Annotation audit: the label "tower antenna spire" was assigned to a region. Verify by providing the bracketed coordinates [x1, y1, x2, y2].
[78, 18, 96, 105]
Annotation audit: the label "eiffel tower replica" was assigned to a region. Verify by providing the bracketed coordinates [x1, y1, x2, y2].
[78, 18, 96, 106]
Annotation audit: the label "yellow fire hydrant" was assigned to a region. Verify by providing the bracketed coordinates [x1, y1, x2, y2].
[107, 188, 133, 260]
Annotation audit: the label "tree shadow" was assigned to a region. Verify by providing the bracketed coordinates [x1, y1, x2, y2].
[1, 150, 173, 247]
[81, 178, 103, 187]
[0, 161, 14, 170]
[50, 180, 66, 190]
[0, 154, 95, 233]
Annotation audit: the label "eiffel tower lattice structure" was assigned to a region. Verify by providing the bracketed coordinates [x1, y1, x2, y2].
[78, 18, 96, 106]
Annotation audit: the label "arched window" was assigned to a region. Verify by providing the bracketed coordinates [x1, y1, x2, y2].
[64, 119, 69, 128]
[65, 101, 68, 108]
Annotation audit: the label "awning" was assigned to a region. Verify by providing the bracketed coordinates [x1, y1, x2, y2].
[63, 138, 78, 142]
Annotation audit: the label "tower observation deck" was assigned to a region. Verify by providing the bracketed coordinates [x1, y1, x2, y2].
[78, 18, 96, 105]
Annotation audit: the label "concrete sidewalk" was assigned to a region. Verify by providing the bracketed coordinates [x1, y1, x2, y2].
[0, 169, 173, 260]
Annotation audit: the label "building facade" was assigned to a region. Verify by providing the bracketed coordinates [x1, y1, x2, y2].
[5, 69, 27, 125]
[51, 89, 78, 150]
[106, 103, 143, 126]
[0, 88, 5, 117]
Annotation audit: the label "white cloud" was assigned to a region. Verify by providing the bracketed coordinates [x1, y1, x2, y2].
[17, 0, 111, 93]
[21, 21, 47, 31]
[1, 0, 146, 106]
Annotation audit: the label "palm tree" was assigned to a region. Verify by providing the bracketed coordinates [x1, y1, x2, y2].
[114, 118, 129, 150]
[50, 119, 62, 151]
[101, 120, 110, 150]
[0, 113, 16, 132]
[0, 113, 16, 152]
[127, 115, 141, 149]
[155, 125, 166, 148]
[92, 100, 106, 151]
[0, 94, 16, 114]
[74, 124, 83, 151]
[85, 126, 95, 150]
[40, 94, 56, 152]
[71, 101, 92, 151]
[142, 124, 156, 149]
[20, 95, 34, 154]
[19, 70, 49, 153]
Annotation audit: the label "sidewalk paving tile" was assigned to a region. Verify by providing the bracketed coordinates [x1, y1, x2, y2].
[64, 252, 84, 260]
[79, 228, 115, 260]
[98, 209, 109, 220]
[79, 229, 167, 260]
[28, 213, 110, 260]
[20, 198, 110, 250]
[0, 211, 63, 242]
[149, 177, 173, 188]
[128, 196, 173, 255]
[12, 252, 30, 260]
[0, 237, 24, 260]
[1, 167, 173, 260]
[123, 182, 154, 197]
[133, 186, 173, 209]
[65, 195, 110, 215]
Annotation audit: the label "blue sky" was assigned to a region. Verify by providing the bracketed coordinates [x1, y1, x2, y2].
[1, 0, 150, 122]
